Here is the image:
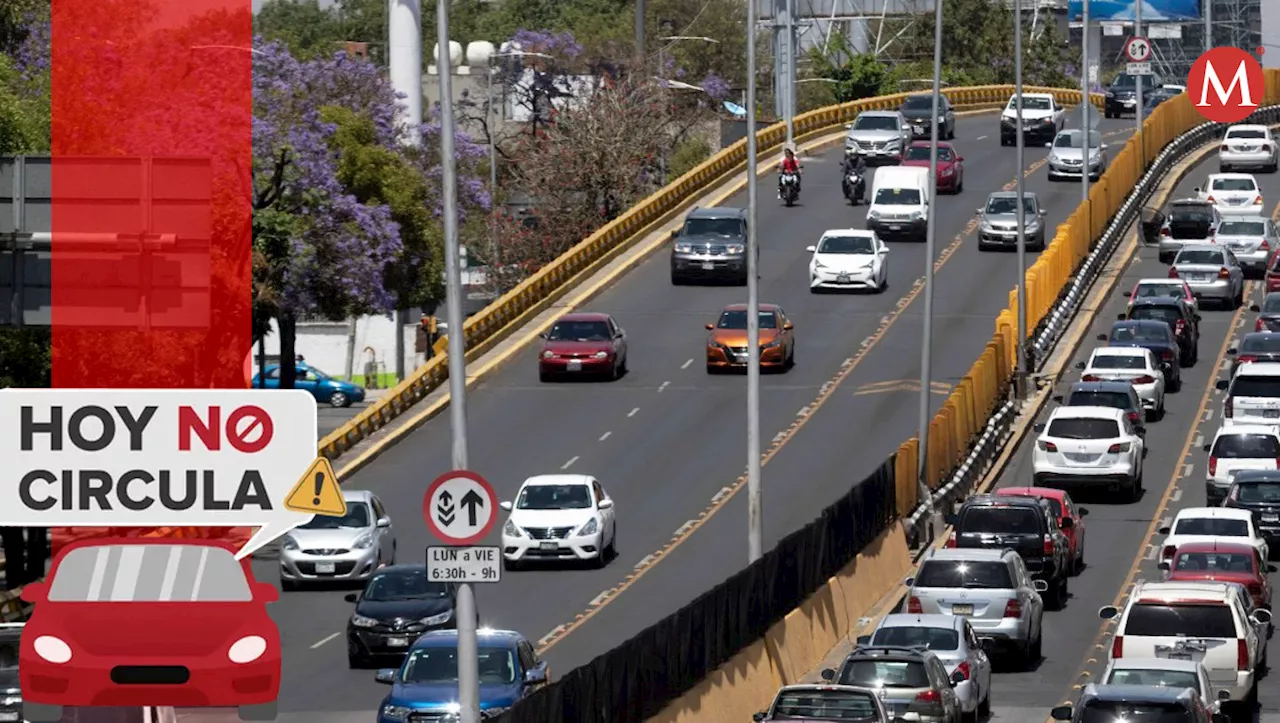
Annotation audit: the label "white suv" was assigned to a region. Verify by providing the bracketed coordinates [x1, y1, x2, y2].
[1032, 406, 1145, 500]
[1218, 362, 1280, 426]
[1202, 424, 1280, 505]
[1156, 507, 1270, 567]
[1099, 581, 1270, 705]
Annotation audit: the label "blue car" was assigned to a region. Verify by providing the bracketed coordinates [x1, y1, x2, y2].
[250, 363, 366, 408]
[375, 629, 550, 722]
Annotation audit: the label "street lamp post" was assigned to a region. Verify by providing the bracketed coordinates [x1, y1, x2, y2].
[1013, 0, 1029, 401]
[1081, 0, 1091, 206]
[745, 0, 763, 564]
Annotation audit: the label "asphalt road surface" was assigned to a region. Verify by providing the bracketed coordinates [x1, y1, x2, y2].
[254, 110, 1138, 718]
[976, 160, 1280, 723]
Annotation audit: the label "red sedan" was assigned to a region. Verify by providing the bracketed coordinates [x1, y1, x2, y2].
[995, 487, 1088, 574]
[538, 312, 629, 382]
[1160, 540, 1274, 610]
[901, 142, 964, 194]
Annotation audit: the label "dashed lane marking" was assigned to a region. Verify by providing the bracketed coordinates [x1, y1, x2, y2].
[310, 632, 340, 649]
[658, 381, 670, 392]
[561, 456, 579, 470]
[599, 431, 612, 442]
[681, 359, 693, 370]
[628, 407, 640, 417]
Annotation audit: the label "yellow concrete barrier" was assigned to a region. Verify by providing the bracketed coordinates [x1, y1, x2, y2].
[891, 70, 1280, 507]
[646, 525, 913, 723]
[319, 85, 1108, 463]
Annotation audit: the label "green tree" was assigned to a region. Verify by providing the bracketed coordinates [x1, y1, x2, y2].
[254, 0, 345, 60]
[0, 327, 51, 388]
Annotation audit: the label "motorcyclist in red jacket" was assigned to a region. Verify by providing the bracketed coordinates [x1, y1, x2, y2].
[778, 148, 801, 198]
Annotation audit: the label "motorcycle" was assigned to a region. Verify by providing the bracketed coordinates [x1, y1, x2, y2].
[779, 172, 800, 206]
[842, 169, 865, 205]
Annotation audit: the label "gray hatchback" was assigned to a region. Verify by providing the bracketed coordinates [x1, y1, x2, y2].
[669, 206, 750, 285]
[821, 645, 964, 723]
[976, 192, 1046, 251]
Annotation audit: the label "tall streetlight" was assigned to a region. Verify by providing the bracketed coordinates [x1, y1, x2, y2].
[1134, 1, 1145, 146]
[1081, 0, 1092, 206]
[656, 36, 719, 185]
[1013, 0, 1029, 400]
[746, 0, 763, 564]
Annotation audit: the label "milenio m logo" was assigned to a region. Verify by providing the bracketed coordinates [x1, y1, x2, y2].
[1187, 46, 1266, 124]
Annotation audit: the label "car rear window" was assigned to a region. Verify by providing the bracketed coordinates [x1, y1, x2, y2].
[1227, 129, 1267, 140]
[1104, 668, 1201, 694]
[1220, 220, 1267, 236]
[1176, 249, 1226, 265]
[1092, 354, 1147, 369]
[1234, 481, 1280, 503]
[1079, 700, 1194, 723]
[872, 626, 960, 651]
[839, 659, 930, 688]
[1173, 517, 1249, 537]
[874, 188, 922, 205]
[1229, 375, 1280, 397]
[1067, 391, 1133, 411]
[772, 689, 880, 721]
[1212, 178, 1257, 191]
[1263, 295, 1280, 312]
[914, 560, 1014, 589]
[1110, 323, 1172, 343]
[1131, 307, 1180, 324]
[1123, 603, 1238, 638]
[1173, 551, 1254, 573]
[1133, 283, 1185, 300]
[1211, 433, 1280, 458]
[1241, 335, 1280, 352]
[1047, 418, 1121, 439]
[959, 506, 1043, 535]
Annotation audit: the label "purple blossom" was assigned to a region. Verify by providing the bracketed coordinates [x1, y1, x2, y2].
[14, 15, 50, 87]
[509, 29, 582, 60]
[701, 72, 730, 100]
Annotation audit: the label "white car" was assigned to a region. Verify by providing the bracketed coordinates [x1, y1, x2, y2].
[1156, 507, 1270, 567]
[1100, 658, 1226, 715]
[1099, 581, 1269, 705]
[1220, 124, 1279, 173]
[806, 230, 889, 293]
[499, 474, 617, 568]
[1198, 173, 1264, 215]
[1218, 361, 1280, 426]
[1202, 424, 1280, 505]
[1031, 406, 1145, 500]
[1076, 346, 1165, 420]
[999, 92, 1065, 146]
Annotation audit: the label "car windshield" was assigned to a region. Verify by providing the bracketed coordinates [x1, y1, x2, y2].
[1047, 418, 1121, 439]
[914, 560, 1013, 589]
[1123, 603, 1238, 638]
[872, 626, 960, 650]
[1262, 295, 1280, 312]
[0, 627, 17, 686]
[874, 188, 921, 205]
[300, 501, 370, 529]
[1110, 323, 1172, 344]
[400, 646, 516, 685]
[985, 197, 1037, 215]
[960, 506, 1043, 534]
[1105, 668, 1201, 694]
[1173, 517, 1249, 537]
[1134, 283, 1186, 300]
[1174, 551, 1254, 573]
[1212, 178, 1257, 192]
[904, 146, 953, 162]
[839, 660, 930, 688]
[1176, 250, 1226, 265]
[819, 236, 876, 254]
[1230, 376, 1280, 397]
[853, 115, 900, 131]
[547, 320, 611, 342]
[719, 310, 778, 329]
[1211, 433, 1280, 458]
[1067, 390, 1133, 411]
[771, 689, 880, 721]
[363, 568, 450, 601]
[1234, 481, 1280, 502]
[516, 484, 592, 510]
[1240, 334, 1280, 352]
[1055, 131, 1102, 148]
[1079, 700, 1191, 723]
[902, 96, 934, 110]
[1220, 220, 1266, 236]
[1091, 354, 1147, 370]
[1010, 97, 1051, 110]
[1228, 128, 1267, 139]
[1112, 74, 1139, 88]
[683, 217, 742, 237]
[47, 544, 252, 602]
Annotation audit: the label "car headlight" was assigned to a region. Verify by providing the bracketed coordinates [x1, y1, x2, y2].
[422, 609, 453, 626]
[380, 704, 412, 722]
[281, 536, 299, 551]
[577, 518, 598, 536]
[503, 519, 521, 537]
[1, 695, 22, 707]
[675, 242, 693, 253]
[33, 636, 71, 664]
[1106, 91, 1116, 98]
[762, 339, 781, 349]
[726, 244, 745, 254]
[868, 209, 881, 219]
[909, 210, 925, 220]
[940, 166, 953, 176]
[228, 635, 267, 664]
[353, 532, 375, 549]
[351, 614, 379, 629]
[593, 351, 608, 359]
[542, 350, 554, 359]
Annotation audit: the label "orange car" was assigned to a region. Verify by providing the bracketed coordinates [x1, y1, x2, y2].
[705, 303, 795, 373]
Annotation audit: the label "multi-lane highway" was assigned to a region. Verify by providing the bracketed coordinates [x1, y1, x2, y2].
[254, 110, 1137, 716]
[973, 158, 1280, 723]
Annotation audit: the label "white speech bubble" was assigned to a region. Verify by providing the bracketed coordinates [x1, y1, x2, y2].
[0, 388, 320, 559]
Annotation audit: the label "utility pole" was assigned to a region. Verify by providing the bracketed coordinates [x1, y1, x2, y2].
[1081, 0, 1091, 207]
[389, 0, 422, 383]
[1204, 0, 1212, 53]
[1013, 0, 1029, 400]
[746, 0, 763, 564]
[784, 0, 796, 149]
[434, 4, 479, 723]
[1135, 0, 1144, 144]
[636, 0, 645, 59]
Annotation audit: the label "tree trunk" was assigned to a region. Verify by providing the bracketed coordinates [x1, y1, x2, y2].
[279, 312, 297, 389]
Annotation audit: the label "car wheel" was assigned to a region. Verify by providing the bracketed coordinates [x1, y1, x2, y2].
[606, 526, 618, 560]
[539, 371, 552, 383]
[281, 578, 299, 592]
[348, 651, 369, 669]
[390, 541, 397, 565]
[619, 355, 628, 375]
[670, 273, 684, 285]
[978, 690, 991, 717]
[503, 557, 523, 572]
[1127, 474, 1142, 503]
[329, 391, 350, 408]
[23, 703, 63, 723]
[238, 703, 278, 722]
[1030, 631, 1043, 664]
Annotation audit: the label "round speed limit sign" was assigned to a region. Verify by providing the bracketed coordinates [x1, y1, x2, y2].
[1125, 36, 1152, 63]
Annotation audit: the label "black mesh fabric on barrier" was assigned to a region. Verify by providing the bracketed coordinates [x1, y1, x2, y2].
[497, 455, 897, 723]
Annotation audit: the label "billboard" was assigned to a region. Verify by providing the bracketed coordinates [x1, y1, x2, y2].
[1067, 0, 1201, 21]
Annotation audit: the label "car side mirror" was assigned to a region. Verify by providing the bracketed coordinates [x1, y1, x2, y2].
[783, 322, 794, 331]
[1075, 361, 1087, 370]
[670, 229, 680, 240]
[1194, 187, 1201, 194]
[753, 714, 767, 723]
[1050, 705, 1073, 721]
[705, 323, 714, 330]
[956, 156, 964, 162]
[1158, 526, 1172, 535]
[901, 125, 911, 132]
[806, 245, 817, 252]
[1098, 605, 1119, 619]
[949, 670, 965, 686]
[881, 247, 891, 254]
[1033, 579, 1049, 592]
[943, 512, 958, 525]
[538, 332, 548, 340]
[1253, 608, 1273, 625]
[1269, 564, 1278, 573]
[376, 517, 391, 528]
[524, 667, 549, 684]
[1216, 379, 1230, 390]
[1052, 394, 1064, 403]
[1135, 425, 1146, 437]
[1157, 560, 1171, 571]
[1033, 423, 1046, 433]
[903, 576, 916, 587]
[500, 501, 513, 511]
[1116, 313, 1127, 320]
[1212, 712, 1229, 723]
[844, 123, 853, 129]
[255, 582, 279, 603]
[344, 592, 361, 603]
[856, 634, 871, 645]
[1203, 443, 1212, 453]
[1123, 290, 1132, 297]
[1060, 517, 1074, 529]
[975, 207, 984, 215]
[375, 669, 397, 684]
[1194, 314, 1202, 322]
[1096, 333, 1108, 341]
[20, 581, 47, 604]
[1040, 209, 1047, 216]
[598, 499, 614, 510]
[1251, 304, 1261, 312]
[820, 668, 836, 682]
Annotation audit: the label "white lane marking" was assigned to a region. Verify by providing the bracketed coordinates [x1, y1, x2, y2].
[659, 381, 670, 392]
[681, 359, 693, 370]
[1145, 546, 1158, 560]
[977, 135, 989, 140]
[773, 431, 787, 444]
[1171, 488, 1183, 503]
[675, 520, 696, 537]
[1159, 515, 1172, 529]
[711, 486, 734, 504]
[628, 407, 640, 417]
[588, 590, 613, 607]
[633, 553, 657, 570]
[1202, 408, 1214, 422]
[797, 406, 812, 418]
[561, 456, 579, 470]
[538, 626, 567, 648]
[1182, 463, 1194, 477]
[311, 632, 340, 649]
[1192, 434, 1203, 449]
[599, 431, 612, 442]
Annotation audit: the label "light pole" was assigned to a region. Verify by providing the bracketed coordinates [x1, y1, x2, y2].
[784, 0, 797, 149]
[916, 0, 945, 539]
[746, 0, 763, 564]
[1013, 0, 1029, 401]
[1135, 0, 1145, 145]
[1081, 0, 1091, 206]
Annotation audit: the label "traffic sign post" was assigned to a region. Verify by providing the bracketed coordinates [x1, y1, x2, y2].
[423, 470, 499, 545]
[1127, 62, 1153, 75]
[1124, 36, 1152, 63]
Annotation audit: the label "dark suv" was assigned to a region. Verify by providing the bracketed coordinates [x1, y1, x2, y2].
[821, 645, 963, 723]
[1120, 297, 1200, 366]
[1105, 73, 1162, 118]
[945, 495, 1071, 609]
[669, 206, 751, 285]
[1224, 470, 1280, 547]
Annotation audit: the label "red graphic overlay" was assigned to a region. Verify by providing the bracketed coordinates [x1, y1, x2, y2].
[50, 0, 254, 546]
[1187, 46, 1266, 124]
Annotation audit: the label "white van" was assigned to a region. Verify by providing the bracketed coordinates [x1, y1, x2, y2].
[1217, 361, 1280, 426]
[867, 166, 930, 242]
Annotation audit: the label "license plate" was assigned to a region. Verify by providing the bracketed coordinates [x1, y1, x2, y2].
[952, 604, 974, 615]
[566, 360, 582, 372]
[1159, 651, 1193, 660]
[735, 354, 750, 362]
[0, 712, 17, 721]
[914, 125, 924, 133]
[1241, 145, 1258, 151]
[837, 274, 851, 283]
[1263, 513, 1279, 522]
[889, 224, 902, 231]
[387, 636, 409, 647]
[1191, 274, 1209, 281]
[701, 262, 715, 270]
[539, 541, 558, 550]
[315, 562, 335, 574]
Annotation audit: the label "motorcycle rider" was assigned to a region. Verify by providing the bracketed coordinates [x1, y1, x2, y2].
[841, 152, 867, 200]
[778, 147, 801, 199]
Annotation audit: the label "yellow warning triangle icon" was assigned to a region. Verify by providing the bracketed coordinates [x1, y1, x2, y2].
[284, 457, 347, 517]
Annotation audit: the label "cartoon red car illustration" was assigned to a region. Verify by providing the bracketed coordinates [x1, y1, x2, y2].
[18, 538, 281, 722]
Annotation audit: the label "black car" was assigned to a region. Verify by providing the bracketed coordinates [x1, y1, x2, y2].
[0, 624, 17, 723]
[1250, 292, 1280, 333]
[1053, 683, 1225, 723]
[898, 93, 956, 140]
[944, 494, 1071, 609]
[1119, 297, 1200, 366]
[1143, 86, 1182, 113]
[1054, 380, 1145, 424]
[1224, 470, 1280, 545]
[1226, 332, 1280, 377]
[1098, 320, 1183, 391]
[1105, 73, 1162, 118]
[344, 565, 462, 667]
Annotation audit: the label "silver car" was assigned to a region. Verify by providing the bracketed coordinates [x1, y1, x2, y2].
[279, 489, 397, 590]
[1171, 244, 1246, 309]
[976, 191, 1046, 251]
[845, 111, 912, 165]
[1216, 214, 1279, 276]
[821, 645, 963, 723]
[905, 548, 1046, 669]
[861, 614, 993, 719]
[1047, 129, 1109, 182]
[1158, 199, 1222, 264]
[1102, 657, 1227, 715]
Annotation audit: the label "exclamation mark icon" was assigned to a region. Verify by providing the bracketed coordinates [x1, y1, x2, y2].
[312, 471, 324, 506]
